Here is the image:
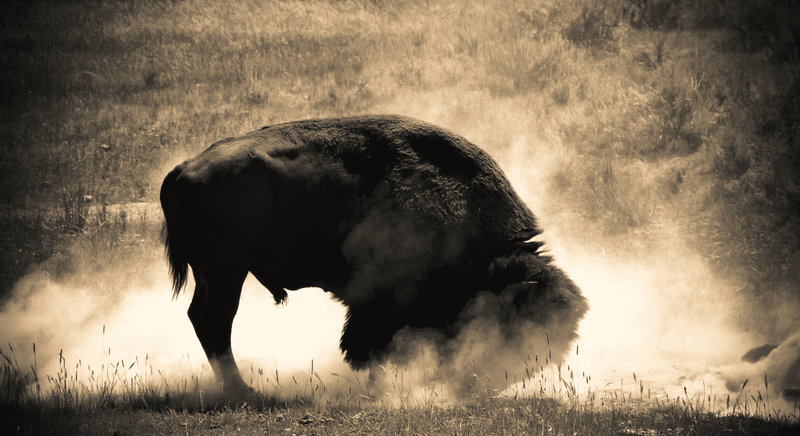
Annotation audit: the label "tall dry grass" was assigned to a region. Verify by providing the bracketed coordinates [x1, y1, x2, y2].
[3, 340, 798, 434]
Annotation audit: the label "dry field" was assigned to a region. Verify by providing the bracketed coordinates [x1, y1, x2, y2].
[2, 0, 800, 434]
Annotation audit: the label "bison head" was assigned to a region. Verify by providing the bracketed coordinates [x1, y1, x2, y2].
[380, 241, 588, 397]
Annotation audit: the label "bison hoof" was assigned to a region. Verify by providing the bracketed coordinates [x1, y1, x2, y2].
[224, 382, 253, 401]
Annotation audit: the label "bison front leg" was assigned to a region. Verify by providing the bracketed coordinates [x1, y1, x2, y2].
[188, 266, 250, 399]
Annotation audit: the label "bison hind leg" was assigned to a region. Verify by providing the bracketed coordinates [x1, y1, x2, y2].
[188, 263, 251, 398]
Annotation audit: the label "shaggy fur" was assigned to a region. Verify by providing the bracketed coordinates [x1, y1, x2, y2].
[160, 115, 588, 396]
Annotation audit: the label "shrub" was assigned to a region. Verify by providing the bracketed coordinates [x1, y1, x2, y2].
[562, 0, 620, 51]
[623, 0, 683, 30]
[725, 0, 800, 64]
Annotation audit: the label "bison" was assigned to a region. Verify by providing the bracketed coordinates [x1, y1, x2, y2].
[160, 115, 588, 398]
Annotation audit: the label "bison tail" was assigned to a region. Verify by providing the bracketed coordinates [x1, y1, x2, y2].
[160, 167, 189, 299]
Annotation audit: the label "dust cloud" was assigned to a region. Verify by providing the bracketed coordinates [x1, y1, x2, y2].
[377, 90, 800, 412]
[0, 253, 359, 402]
[2, 90, 798, 412]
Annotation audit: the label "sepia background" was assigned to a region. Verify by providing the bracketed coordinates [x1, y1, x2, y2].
[1, 0, 799, 431]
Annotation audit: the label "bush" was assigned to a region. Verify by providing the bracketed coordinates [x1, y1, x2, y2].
[725, 0, 800, 64]
[562, 0, 620, 51]
[623, 0, 683, 30]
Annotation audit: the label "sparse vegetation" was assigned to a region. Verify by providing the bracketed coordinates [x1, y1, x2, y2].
[2, 0, 800, 432]
[2, 342, 798, 435]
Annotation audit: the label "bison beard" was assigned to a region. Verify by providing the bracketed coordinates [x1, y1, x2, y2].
[160, 115, 588, 399]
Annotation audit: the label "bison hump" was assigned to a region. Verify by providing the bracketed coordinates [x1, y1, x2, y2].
[260, 115, 540, 243]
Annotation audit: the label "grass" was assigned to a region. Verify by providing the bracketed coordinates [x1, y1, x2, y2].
[2, 343, 798, 435]
[2, 0, 800, 432]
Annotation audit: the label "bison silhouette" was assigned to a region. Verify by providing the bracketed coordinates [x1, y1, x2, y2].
[160, 115, 588, 398]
